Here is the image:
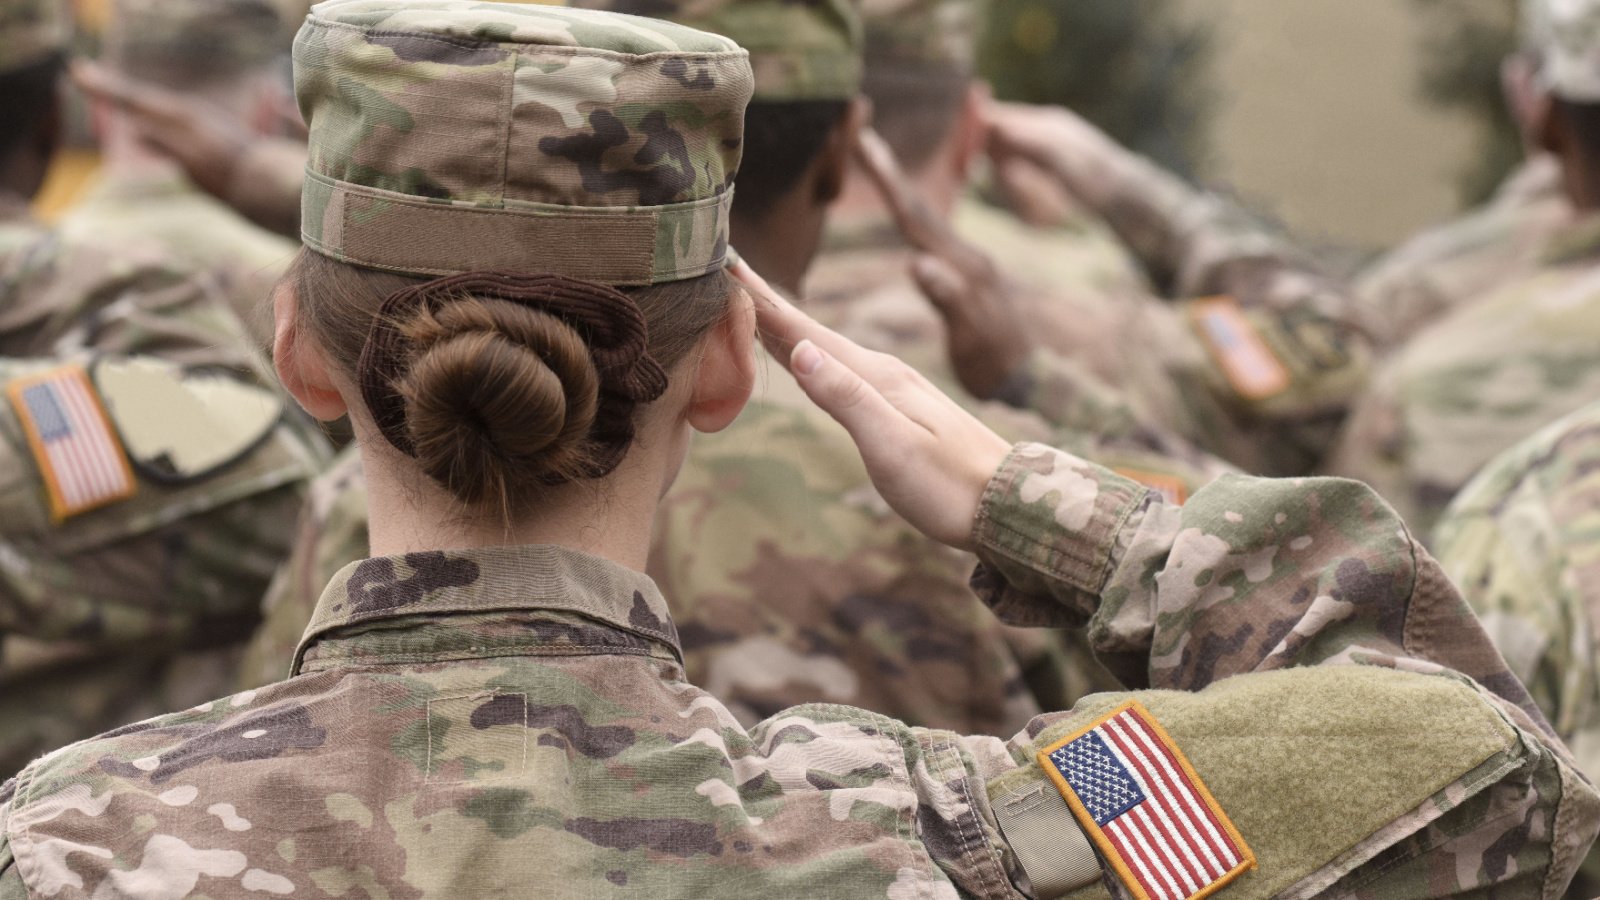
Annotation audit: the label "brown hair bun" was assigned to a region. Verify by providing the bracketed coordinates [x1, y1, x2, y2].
[358, 271, 669, 509]
[399, 297, 601, 503]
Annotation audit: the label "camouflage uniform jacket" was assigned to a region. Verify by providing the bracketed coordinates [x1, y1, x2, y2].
[1324, 210, 1600, 537]
[2, 444, 1593, 899]
[58, 164, 302, 347]
[1434, 400, 1600, 898]
[1352, 156, 1570, 350]
[0, 197, 327, 776]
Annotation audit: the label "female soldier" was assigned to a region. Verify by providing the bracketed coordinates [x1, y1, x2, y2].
[0, 3, 1591, 898]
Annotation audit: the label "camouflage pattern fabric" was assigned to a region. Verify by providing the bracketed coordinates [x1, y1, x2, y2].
[1434, 399, 1600, 898]
[1352, 155, 1571, 350]
[1325, 211, 1600, 538]
[295, 0, 752, 284]
[569, 0, 862, 100]
[2, 444, 1594, 898]
[1540, 0, 1600, 101]
[0, 199, 328, 777]
[0, 197, 258, 372]
[59, 166, 301, 348]
[0, 0, 66, 74]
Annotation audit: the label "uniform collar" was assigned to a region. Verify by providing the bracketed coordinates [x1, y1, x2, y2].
[291, 544, 681, 675]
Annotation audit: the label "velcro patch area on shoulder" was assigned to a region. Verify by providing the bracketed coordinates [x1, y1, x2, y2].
[7, 365, 137, 522]
[1037, 700, 1255, 900]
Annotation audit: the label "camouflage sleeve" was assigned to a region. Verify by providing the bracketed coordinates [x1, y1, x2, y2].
[968, 442, 1549, 724]
[896, 442, 1600, 899]
[0, 233, 259, 374]
[0, 780, 23, 900]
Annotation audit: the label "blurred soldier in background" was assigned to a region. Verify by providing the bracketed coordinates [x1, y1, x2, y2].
[0, 0, 325, 775]
[1421, 10, 1600, 896]
[1354, 0, 1572, 359]
[1324, 0, 1600, 535]
[1434, 399, 1600, 897]
[60, 0, 298, 346]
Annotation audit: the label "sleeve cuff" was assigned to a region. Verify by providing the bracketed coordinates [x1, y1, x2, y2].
[970, 443, 1152, 627]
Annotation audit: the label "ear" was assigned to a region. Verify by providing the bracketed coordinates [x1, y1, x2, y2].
[272, 281, 349, 421]
[948, 81, 991, 185]
[685, 283, 757, 434]
[813, 95, 874, 205]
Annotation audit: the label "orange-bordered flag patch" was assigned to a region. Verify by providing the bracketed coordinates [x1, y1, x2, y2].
[1189, 296, 1291, 401]
[1037, 701, 1254, 900]
[8, 365, 136, 522]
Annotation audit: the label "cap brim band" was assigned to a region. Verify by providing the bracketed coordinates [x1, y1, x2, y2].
[300, 170, 732, 286]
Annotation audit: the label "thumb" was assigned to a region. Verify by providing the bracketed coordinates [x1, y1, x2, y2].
[788, 340, 899, 448]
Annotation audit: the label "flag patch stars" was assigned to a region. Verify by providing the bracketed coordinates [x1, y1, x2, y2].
[1038, 701, 1256, 900]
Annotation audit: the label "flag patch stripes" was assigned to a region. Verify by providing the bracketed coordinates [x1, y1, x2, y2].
[1038, 701, 1254, 900]
[8, 366, 136, 521]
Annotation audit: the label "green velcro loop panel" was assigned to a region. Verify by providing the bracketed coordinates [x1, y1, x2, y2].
[300, 171, 733, 286]
[988, 666, 1520, 900]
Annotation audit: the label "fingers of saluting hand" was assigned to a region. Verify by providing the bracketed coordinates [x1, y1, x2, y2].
[72, 61, 175, 120]
[733, 260, 884, 378]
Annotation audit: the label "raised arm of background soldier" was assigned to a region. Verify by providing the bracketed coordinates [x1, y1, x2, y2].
[747, 263, 1598, 896]
[852, 126, 1248, 488]
[73, 61, 305, 239]
[954, 103, 1377, 476]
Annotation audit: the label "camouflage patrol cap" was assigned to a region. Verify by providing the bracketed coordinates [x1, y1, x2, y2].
[861, 0, 978, 73]
[0, 0, 68, 74]
[106, 0, 286, 82]
[295, 0, 753, 284]
[569, 0, 861, 101]
[1537, 0, 1600, 101]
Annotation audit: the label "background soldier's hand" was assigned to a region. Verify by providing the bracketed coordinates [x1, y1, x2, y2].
[984, 101, 1127, 210]
[854, 128, 1036, 401]
[73, 61, 255, 203]
[737, 260, 1011, 552]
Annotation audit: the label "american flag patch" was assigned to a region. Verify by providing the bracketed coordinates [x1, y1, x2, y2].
[1190, 297, 1291, 401]
[8, 366, 136, 521]
[1038, 701, 1254, 900]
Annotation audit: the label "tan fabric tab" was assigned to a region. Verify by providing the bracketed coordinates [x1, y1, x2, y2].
[993, 780, 1103, 898]
[302, 175, 732, 285]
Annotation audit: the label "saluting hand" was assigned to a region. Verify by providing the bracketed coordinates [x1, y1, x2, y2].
[73, 61, 256, 205]
[736, 260, 1011, 552]
[853, 128, 1036, 402]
